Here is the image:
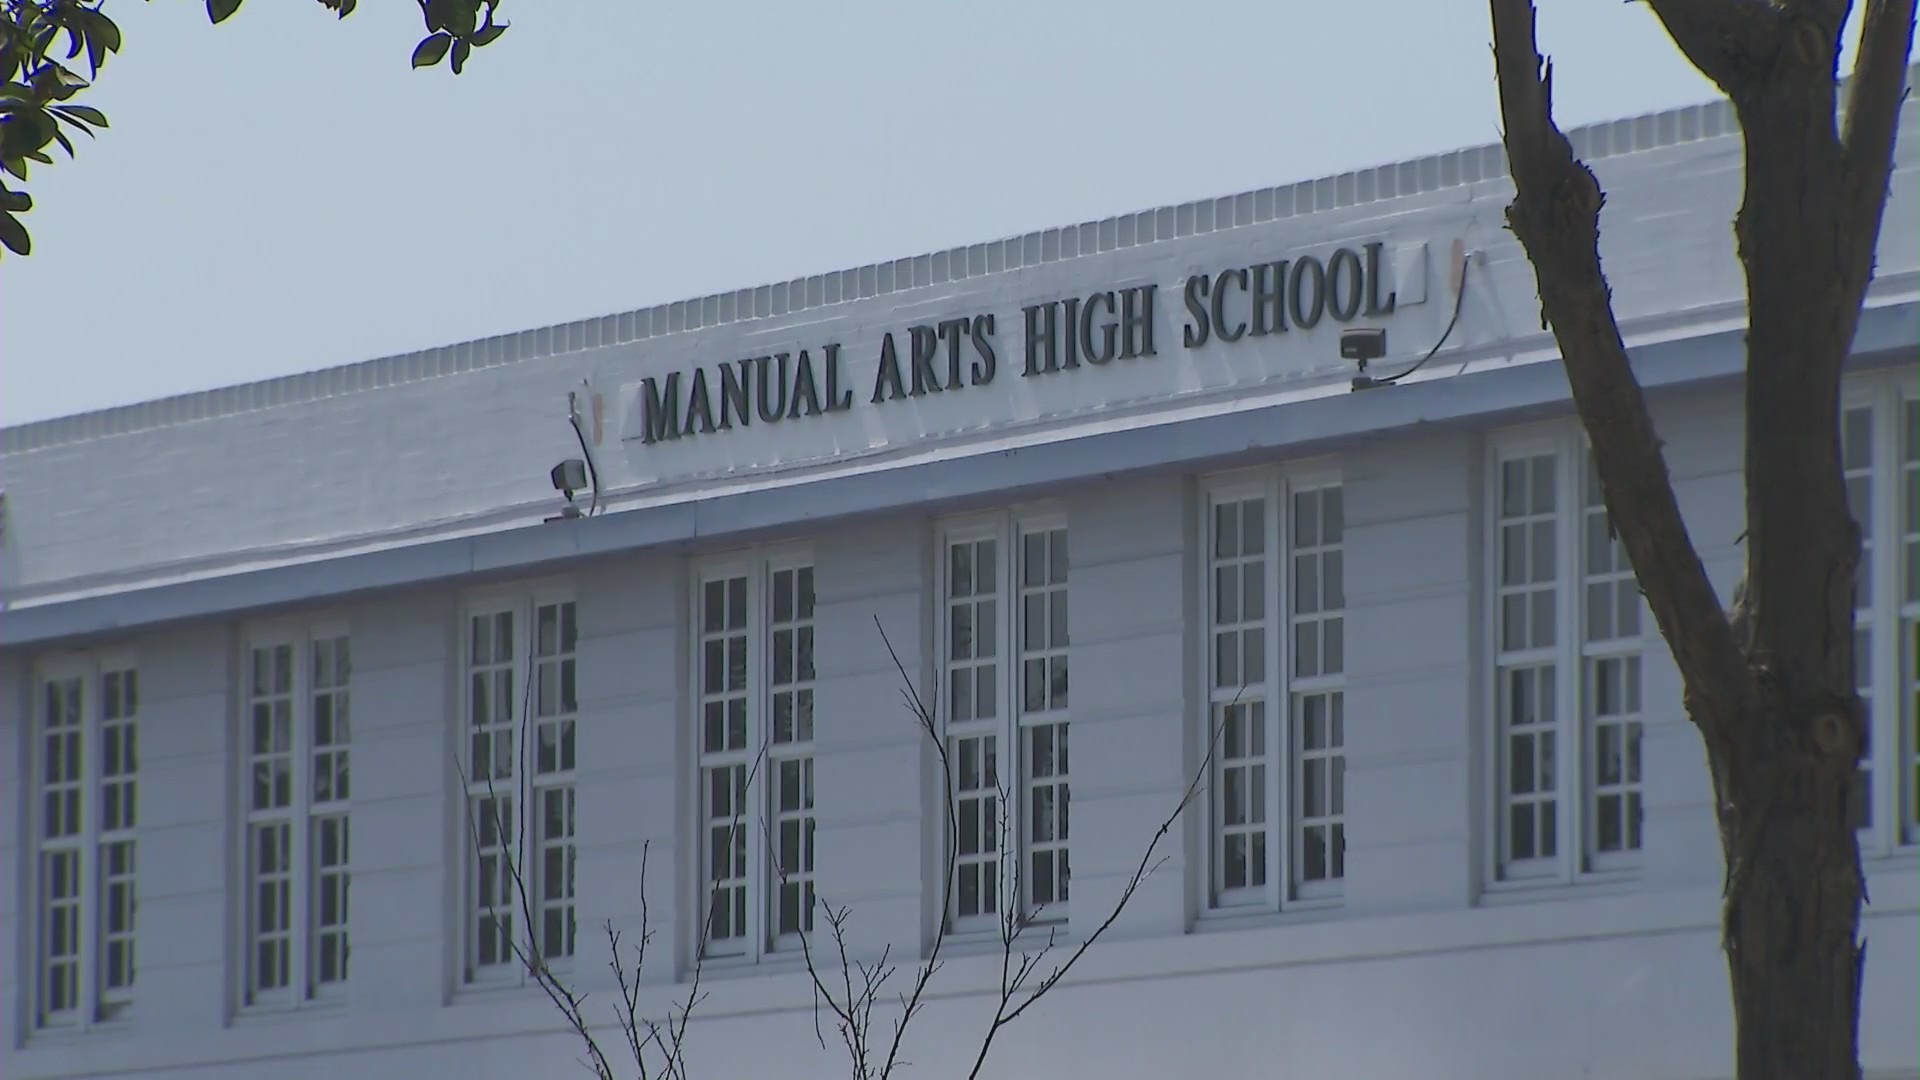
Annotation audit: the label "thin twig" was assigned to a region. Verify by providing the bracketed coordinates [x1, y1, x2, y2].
[962, 703, 1227, 1080]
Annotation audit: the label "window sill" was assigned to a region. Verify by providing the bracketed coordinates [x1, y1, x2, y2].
[1479, 870, 1639, 906]
[1194, 897, 1345, 935]
[1863, 843, 1920, 866]
[231, 997, 348, 1027]
[937, 922, 1078, 961]
[452, 974, 552, 1004]
[25, 1017, 136, 1046]
[690, 952, 811, 983]
[1863, 848, 1920, 911]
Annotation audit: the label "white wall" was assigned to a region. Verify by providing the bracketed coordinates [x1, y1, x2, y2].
[3, 383, 1918, 1080]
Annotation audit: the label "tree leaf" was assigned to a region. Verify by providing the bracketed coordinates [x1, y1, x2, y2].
[0, 209, 31, 256]
[0, 188, 31, 212]
[410, 31, 452, 68]
[50, 126, 72, 158]
[58, 104, 107, 128]
[207, 0, 245, 24]
[450, 37, 470, 74]
[89, 10, 123, 55]
[1, 158, 25, 182]
[1, 110, 58, 157]
[472, 20, 506, 47]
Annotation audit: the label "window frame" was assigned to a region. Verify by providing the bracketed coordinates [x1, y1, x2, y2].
[934, 506, 1073, 937]
[1843, 370, 1920, 857]
[1483, 425, 1650, 890]
[1196, 464, 1348, 917]
[28, 647, 139, 1033]
[687, 545, 818, 966]
[457, 584, 581, 988]
[235, 617, 353, 1011]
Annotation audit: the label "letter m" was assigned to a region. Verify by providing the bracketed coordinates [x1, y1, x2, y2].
[640, 373, 682, 444]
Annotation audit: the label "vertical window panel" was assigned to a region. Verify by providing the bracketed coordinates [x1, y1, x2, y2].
[698, 575, 752, 956]
[942, 517, 1072, 932]
[1491, 440, 1647, 883]
[1203, 477, 1347, 912]
[769, 566, 817, 942]
[1290, 485, 1345, 895]
[1491, 453, 1561, 872]
[36, 662, 140, 1028]
[692, 559, 818, 962]
[463, 606, 521, 981]
[244, 632, 351, 1005]
[1018, 527, 1070, 921]
[463, 598, 575, 982]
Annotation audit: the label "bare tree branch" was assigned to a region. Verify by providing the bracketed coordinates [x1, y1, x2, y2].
[1489, 0, 1752, 748]
[870, 616, 961, 1080]
[1839, 6, 1918, 241]
[773, 618, 958, 1080]
[782, 618, 1218, 1080]
[457, 762, 616, 1080]
[457, 692, 770, 1080]
[961, 704, 1224, 1080]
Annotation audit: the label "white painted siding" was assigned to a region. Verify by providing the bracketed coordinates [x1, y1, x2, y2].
[4, 383, 1917, 1079]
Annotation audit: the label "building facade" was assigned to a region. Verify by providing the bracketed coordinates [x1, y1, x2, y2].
[2, 78, 1917, 1080]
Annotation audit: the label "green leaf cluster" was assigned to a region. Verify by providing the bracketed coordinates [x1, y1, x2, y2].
[409, 0, 507, 75]
[0, 0, 510, 259]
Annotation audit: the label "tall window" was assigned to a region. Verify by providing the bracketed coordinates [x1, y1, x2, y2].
[1842, 376, 1920, 854]
[34, 655, 139, 1029]
[939, 512, 1071, 932]
[241, 628, 352, 1007]
[461, 594, 578, 983]
[1489, 433, 1646, 883]
[694, 556, 817, 960]
[1202, 473, 1346, 912]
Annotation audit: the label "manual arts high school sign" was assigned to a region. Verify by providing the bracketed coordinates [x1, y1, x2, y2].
[633, 241, 1401, 445]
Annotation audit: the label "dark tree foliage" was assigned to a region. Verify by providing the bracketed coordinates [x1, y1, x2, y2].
[0, 0, 506, 256]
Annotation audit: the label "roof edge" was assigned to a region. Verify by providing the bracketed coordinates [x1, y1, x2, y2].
[4, 65, 1911, 457]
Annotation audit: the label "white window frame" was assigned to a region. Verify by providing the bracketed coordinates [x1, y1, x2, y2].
[458, 585, 581, 987]
[1485, 426, 1650, 888]
[935, 508, 1073, 936]
[237, 618, 353, 1010]
[1198, 465, 1348, 916]
[1842, 369, 1920, 856]
[689, 547, 818, 964]
[29, 648, 139, 1032]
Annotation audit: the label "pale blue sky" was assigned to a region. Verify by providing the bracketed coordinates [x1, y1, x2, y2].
[0, 0, 1878, 425]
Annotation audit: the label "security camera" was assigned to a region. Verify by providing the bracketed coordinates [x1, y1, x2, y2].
[548, 458, 589, 522]
[1340, 327, 1387, 364]
[551, 458, 588, 496]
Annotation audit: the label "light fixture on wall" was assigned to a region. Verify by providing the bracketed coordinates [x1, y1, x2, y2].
[547, 458, 588, 522]
[1341, 327, 1388, 388]
[1349, 243, 1475, 392]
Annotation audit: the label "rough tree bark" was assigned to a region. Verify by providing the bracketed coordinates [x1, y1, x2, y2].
[1487, 2, 1915, 1078]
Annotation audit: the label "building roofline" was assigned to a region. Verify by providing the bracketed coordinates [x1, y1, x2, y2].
[4, 297, 1914, 648]
[4, 73, 1834, 458]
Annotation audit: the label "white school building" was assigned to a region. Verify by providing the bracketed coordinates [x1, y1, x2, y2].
[2, 74, 1916, 1080]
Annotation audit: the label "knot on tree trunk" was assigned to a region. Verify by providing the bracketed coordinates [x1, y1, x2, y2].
[1810, 710, 1855, 760]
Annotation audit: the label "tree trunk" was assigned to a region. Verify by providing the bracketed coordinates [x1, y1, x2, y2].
[1715, 38, 1873, 1080]
[1719, 693, 1866, 1080]
[1488, 4, 1915, 1079]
